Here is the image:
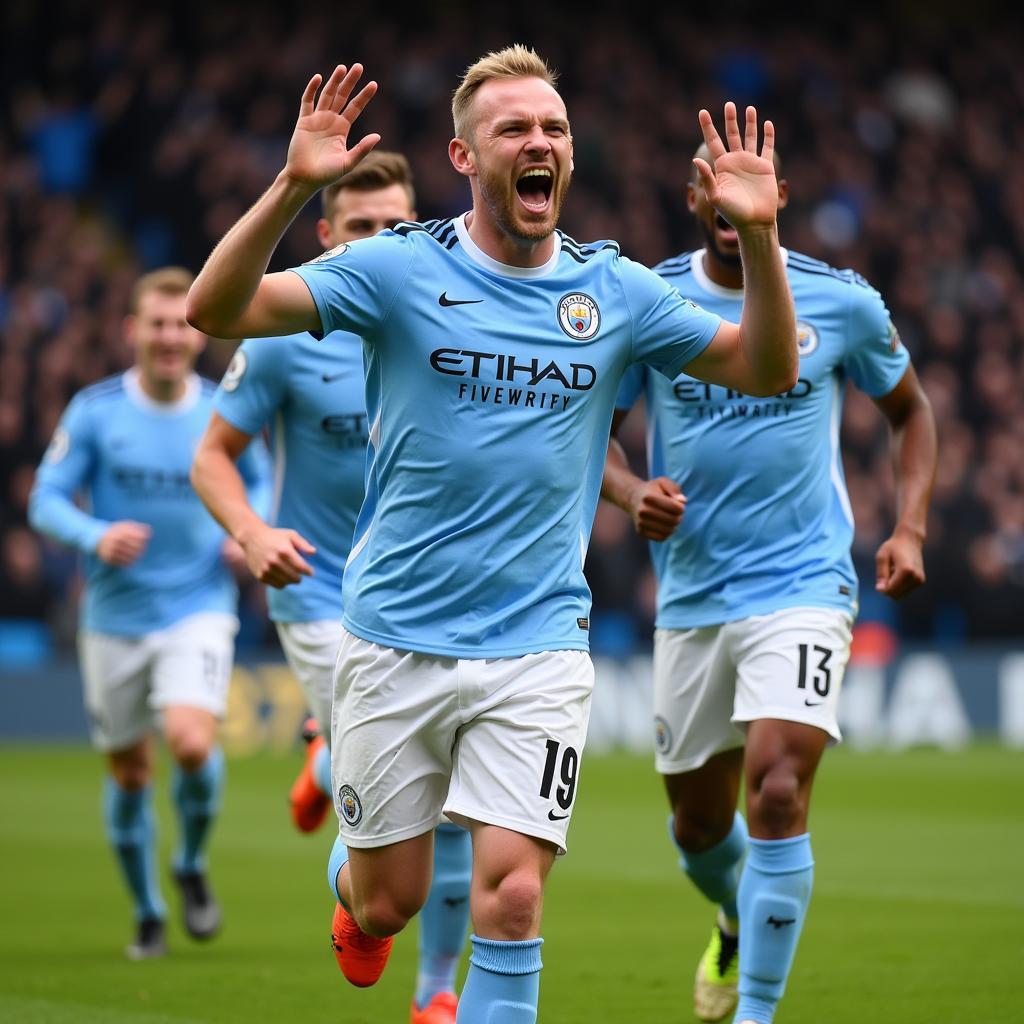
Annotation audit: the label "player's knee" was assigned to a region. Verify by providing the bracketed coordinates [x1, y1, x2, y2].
[672, 805, 736, 853]
[480, 870, 544, 939]
[111, 761, 150, 791]
[167, 732, 213, 772]
[752, 769, 802, 833]
[354, 893, 417, 938]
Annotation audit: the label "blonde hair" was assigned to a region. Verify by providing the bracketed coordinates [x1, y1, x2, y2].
[130, 266, 193, 314]
[321, 151, 416, 219]
[452, 44, 558, 141]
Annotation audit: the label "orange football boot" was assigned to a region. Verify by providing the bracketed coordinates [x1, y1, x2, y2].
[289, 719, 330, 833]
[410, 992, 458, 1023]
[330, 902, 393, 987]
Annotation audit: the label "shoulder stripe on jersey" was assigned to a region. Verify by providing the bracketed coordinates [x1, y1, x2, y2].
[394, 219, 459, 251]
[393, 221, 428, 237]
[654, 254, 693, 277]
[428, 219, 456, 241]
[558, 233, 621, 262]
[787, 253, 872, 290]
[79, 375, 124, 404]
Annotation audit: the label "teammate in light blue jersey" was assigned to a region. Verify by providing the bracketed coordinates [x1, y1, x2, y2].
[603, 145, 937, 1024]
[186, 49, 798, 1024]
[29, 268, 271, 961]
[191, 152, 473, 1024]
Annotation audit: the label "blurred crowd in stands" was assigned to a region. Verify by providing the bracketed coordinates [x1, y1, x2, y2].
[1, 1, 1021, 658]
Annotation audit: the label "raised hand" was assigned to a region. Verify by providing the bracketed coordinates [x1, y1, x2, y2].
[285, 64, 381, 191]
[693, 102, 778, 233]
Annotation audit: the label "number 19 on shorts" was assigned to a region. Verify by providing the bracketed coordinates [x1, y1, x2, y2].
[539, 739, 578, 821]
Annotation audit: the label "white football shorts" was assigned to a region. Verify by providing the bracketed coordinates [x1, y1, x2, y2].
[652, 606, 853, 775]
[331, 628, 594, 855]
[78, 611, 239, 752]
[275, 619, 342, 741]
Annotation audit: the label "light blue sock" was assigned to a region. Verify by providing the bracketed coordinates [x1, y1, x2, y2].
[102, 778, 166, 922]
[327, 832, 350, 906]
[172, 747, 224, 874]
[734, 834, 814, 1024]
[456, 936, 543, 1024]
[415, 823, 472, 1008]
[670, 811, 747, 923]
[313, 743, 332, 796]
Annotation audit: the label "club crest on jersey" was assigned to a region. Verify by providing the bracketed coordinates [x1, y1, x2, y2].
[796, 321, 819, 356]
[304, 242, 349, 264]
[654, 716, 672, 754]
[44, 426, 70, 464]
[887, 319, 902, 353]
[338, 784, 362, 827]
[558, 292, 601, 340]
[221, 350, 248, 392]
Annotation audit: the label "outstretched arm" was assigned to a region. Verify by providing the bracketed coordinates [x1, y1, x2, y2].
[601, 410, 686, 542]
[186, 64, 380, 340]
[871, 365, 937, 599]
[191, 412, 316, 588]
[684, 103, 797, 397]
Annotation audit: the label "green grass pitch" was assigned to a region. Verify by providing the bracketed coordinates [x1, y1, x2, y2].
[1, 744, 1021, 1023]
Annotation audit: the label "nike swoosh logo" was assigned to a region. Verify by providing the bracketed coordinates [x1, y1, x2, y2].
[547, 810, 569, 821]
[321, 372, 346, 383]
[439, 292, 483, 307]
[804, 699, 823, 707]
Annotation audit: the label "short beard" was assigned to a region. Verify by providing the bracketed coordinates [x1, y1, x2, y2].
[477, 165, 569, 245]
[699, 220, 743, 268]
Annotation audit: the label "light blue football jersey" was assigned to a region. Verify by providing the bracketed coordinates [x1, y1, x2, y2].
[213, 331, 367, 623]
[290, 215, 722, 657]
[29, 370, 271, 636]
[616, 248, 910, 628]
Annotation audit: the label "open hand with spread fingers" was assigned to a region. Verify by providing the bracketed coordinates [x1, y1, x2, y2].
[285, 64, 381, 192]
[694, 102, 779, 234]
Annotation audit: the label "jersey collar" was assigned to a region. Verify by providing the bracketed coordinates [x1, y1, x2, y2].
[453, 213, 562, 279]
[124, 368, 201, 415]
[689, 247, 790, 299]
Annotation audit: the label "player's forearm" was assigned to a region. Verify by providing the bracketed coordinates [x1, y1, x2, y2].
[889, 397, 937, 542]
[736, 226, 798, 396]
[186, 171, 316, 337]
[28, 486, 109, 553]
[190, 447, 267, 546]
[601, 437, 645, 513]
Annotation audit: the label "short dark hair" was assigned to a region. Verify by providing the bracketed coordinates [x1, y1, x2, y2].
[321, 151, 416, 219]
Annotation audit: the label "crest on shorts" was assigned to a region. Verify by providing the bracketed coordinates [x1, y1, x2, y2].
[305, 242, 350, 264]
[221, 350, 248, 392]
[796, 321, 819, 357]
[558, 293, 601, 340]
[654, 716, 672, 755]
[338, 784, 362, 827]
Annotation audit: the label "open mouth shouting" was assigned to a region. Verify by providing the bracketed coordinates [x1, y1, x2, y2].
[714, 212, 738, 246]
[516, 167, 554, 216]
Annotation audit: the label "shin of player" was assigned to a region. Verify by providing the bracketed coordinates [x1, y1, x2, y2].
[29, 269, 271, 958]
[186, 44, 796, 1023]
[191, 153, 473, 1021]
[603, 145, 937, 1023]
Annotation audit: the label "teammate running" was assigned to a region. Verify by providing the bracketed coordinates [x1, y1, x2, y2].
[602, 144, 937, 1024]
[29, 268, 270, 959]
